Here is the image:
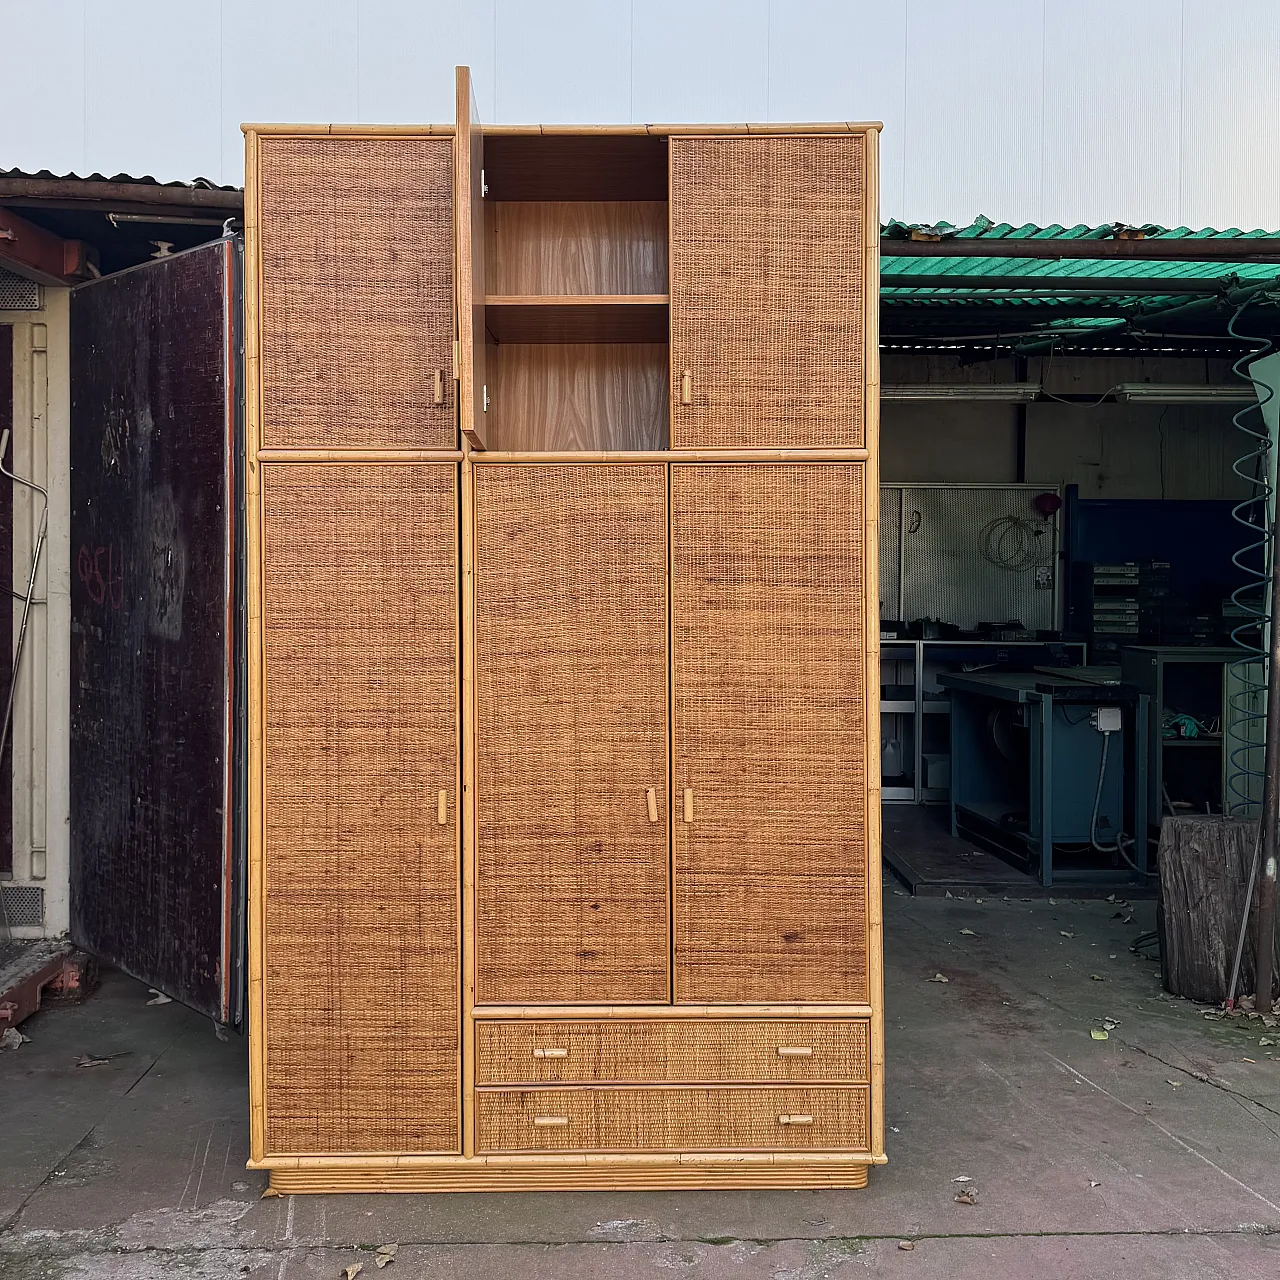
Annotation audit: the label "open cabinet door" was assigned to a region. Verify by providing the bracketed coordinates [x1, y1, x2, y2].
[69, 238, 245, 1026]
[457, 65, 488, 449]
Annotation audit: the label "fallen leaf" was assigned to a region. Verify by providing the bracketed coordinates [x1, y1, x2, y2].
[959, 928, 976, 936]
[944, 890, 953, 899]
[890, 1125, 901, 1133]
[898, 1240, 916, 1251]
[1122, 915, 1133, 924]
[261, 1186, 282, 1198]
[1091, 1029, 1109, 1040]
[893, 889, 906, 896]
[1089, 1180, 1101, 1188]
[975, 898, 984, 904]
[1090, 974, 1105, 981]
[375, 1245, 398, 1269]
[1103, 1018, 1120, 1030]
[76, 1055, 111, 1068]
[928, 973, 949, 983]
[954, 1189, 979, 1205]
[951, 1175, 972, 1182]
[1166, 1079, 1182, 1088]
[1060, 931, 1075, 939]
[1109, 953, 1118, 959]
[1106, 894, 1116, 903]
[1, 1028, 30, 1050]
[343, 1265, 363, 1280]
[1049, 897, 1057, 905]
[1260, 1038, 1274, 1046]
[146, 989, 173, 1006]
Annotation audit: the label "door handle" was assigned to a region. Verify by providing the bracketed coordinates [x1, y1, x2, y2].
[646, 787, 659, 823]
[437, 790, 447, 825]
[778, 1114, 814, 1126]
[433, 369, 445, 405]
[680, 369, 692, 405]
[683, 788, 694, 824]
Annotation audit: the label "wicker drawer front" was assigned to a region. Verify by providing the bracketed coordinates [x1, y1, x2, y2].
[477, 1087, 870, 1153]
[475, 1019, 869, 1085]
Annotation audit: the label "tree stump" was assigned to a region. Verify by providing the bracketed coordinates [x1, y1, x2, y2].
[1158, 815, 1259, 1003]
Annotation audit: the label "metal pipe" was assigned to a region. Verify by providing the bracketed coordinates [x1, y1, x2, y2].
[0, 429, 50, 774]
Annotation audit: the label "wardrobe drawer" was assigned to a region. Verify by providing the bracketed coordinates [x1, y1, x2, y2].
[477, 1086, 870, 1153]
[474, 1019, 870, 1085]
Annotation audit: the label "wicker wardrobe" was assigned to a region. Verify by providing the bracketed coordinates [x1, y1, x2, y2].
[243, 68, 884, 1194]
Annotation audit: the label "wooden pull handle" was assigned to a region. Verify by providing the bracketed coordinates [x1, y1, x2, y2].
[683, 788, 694, 824]
[437, 790, 447, 825]
[776, 1046, 813, 1058]
[778, 1114, 814, 1126]
[533, 1115, 569, 1127]
[433, 369, 444, 405]
[532, 1047, 568, 1059]
[646, 787, 658, 823]
[680, 369, 692, 405]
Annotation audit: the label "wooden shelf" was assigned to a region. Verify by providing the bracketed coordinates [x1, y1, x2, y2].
[485, 295, 669, 343]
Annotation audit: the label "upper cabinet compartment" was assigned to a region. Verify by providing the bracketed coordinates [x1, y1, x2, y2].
[257, 134, 455, 450]
[669, 134, 870, 451]
[475, 134, 671, 451]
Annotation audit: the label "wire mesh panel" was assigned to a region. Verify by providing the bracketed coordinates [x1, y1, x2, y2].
[257, 136, 455, 449]
[669, 135, 866, 449]
[474, 464, 670, 1004]
[671, 464, 868, 1004]
[261, 463, 458, 1154]
[898, 485, 1058, 631]
[878, 485, 903, 622]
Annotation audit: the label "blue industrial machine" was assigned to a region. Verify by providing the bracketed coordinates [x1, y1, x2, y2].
[939, 671, 1150, 888]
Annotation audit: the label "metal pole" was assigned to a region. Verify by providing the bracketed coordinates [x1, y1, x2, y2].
[1255, 515, 1280, 1011]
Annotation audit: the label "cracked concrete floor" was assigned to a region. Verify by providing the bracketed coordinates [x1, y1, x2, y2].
[2, 883, 1279, 1278]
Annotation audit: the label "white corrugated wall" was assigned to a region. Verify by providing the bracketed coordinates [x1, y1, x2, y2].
[2, 1, 1279, 225]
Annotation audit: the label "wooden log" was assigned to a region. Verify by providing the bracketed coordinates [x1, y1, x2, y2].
[1158, 815, 1258, 1003]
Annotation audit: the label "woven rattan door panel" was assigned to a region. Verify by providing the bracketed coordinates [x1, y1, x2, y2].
[669, 135, 865, 449]
[257, 136, 454, 449]
[476, 1019, 871, 1085]
[474, 465, 669, 1004]
[671, 464, 868, 1004]
[476, 1087, 871, 1153]
[261, 464, 458, 1154]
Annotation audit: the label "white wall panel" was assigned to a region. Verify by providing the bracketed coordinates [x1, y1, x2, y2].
[1179, 4, 1280, 230]
[631, 0, 769, 124]
[357, 0, 493, 125]
[901, 0, 1045, 226]
[0, 0, 86, 176]
[218, 0, 359, 181]
[767, 1, 907, 215]
[493, 0, 630, 122]
[85, 2, 222, 182]
[1041, 3, 1182, 227]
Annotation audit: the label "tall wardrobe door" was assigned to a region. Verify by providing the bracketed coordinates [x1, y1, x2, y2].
[261, 464, 459, 1154]
[668, 134, 866, 449]
[256, 135, 455, 449]
[474, 465, 670, 1004]
[671, 464, 869, 1004]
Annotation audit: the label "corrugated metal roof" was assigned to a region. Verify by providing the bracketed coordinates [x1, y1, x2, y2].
[0, 167, 239, 192]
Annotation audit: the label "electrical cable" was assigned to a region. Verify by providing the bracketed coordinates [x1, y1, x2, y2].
[1089, 730, 1142, 873]
[978, 513, 1054, 572]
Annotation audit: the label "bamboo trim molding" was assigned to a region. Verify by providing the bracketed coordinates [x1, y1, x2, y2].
[485, 123, 883, 136]
[257, 449, 464, 464]
[861, 125, 887, 1164]
[470, 450, 872, 464]
[254, 1151, 887, 1169]
[242, 128, 267, 1165]
[471, 1004, 876, 1019]
[241, 123, 454, 137]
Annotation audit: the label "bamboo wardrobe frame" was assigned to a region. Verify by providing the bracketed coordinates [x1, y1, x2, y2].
[242, 70, 884, 1193]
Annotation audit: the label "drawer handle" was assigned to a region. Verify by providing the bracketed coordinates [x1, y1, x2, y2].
[433, 369, 445, 405]
[683, 788, 694, 823]
[680, 369, 692, 405]
[778, 1114, 814, 1126]
[776, 1046, 813, 1058]
[437, 789, 447, 825]
[533, 1115, 569, 1127]
[646, 787, 659, 824]
[532, 1047, 569, 1059]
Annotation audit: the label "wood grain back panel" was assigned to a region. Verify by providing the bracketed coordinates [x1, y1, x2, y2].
[486, 343, 669, 450]
[669, 135, 866, 449]
[474, 464, 669, 1004]
[671, 464, 868, 1004]
[261, 464, 458, 1153]
[485, 202, 669, 296]
[257, 136, 454, 449]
